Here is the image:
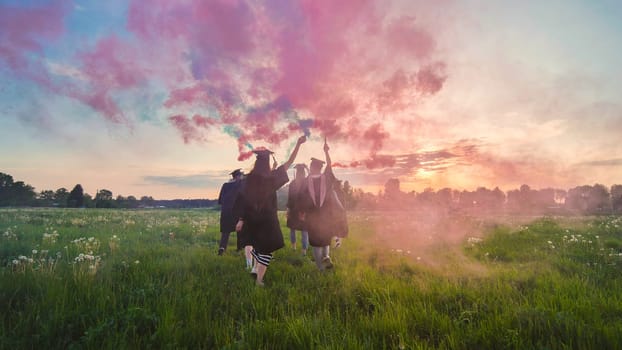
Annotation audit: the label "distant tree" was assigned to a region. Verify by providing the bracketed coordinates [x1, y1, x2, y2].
[115, 194, 140, 209]
[565, 185, 590, 213]
[38, 190, 56, 207]
[384, 178, 401, 198]
[0, 173, 36, 206]
[140, 195, 155, 207]
[67, 184, 85, 208]
[0, 173, 14, 206]
[589, 184, 611, 214]
[554, 189, 567, 205]
[565, 184, 610, 214]
[116, 195, 127, 208]
[95, 189, 114, 208]
[126, 195, 139, 209]
[492, 187, 506, 209]
[11, 181, 37, 206]
[54, 188, 69, 208]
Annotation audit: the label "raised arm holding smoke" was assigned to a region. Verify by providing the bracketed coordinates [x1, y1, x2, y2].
[284, 135, 307, 169]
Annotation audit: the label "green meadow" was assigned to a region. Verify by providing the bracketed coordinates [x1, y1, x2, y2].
[1, 208, 621, 349]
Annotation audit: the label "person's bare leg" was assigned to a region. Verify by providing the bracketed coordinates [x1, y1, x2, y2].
[256, 263, 267, 286]
[245, 245, 253, 269]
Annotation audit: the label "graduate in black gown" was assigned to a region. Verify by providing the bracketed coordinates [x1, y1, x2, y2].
[298, 139, 347, 270]
[217, 169, 244, 255]
[234, 135, 306, 286]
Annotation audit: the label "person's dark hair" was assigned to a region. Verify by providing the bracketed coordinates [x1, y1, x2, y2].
[244, 156, 272, 209]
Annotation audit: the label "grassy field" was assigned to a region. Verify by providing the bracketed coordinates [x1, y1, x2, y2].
[1, 208, 621, 349]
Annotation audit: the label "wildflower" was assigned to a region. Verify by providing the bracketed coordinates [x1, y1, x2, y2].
[12, 259, 19, 265]
[134, 260, 140, 264]
[32, 249, 38, 254]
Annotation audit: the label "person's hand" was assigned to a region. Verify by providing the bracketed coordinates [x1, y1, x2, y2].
[297, 135, 307, 145]
[299, 212, 306, 221]
[235, 220, 244, 232]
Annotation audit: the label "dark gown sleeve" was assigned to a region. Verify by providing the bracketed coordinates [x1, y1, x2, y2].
[232, 180, 246, 221]
[272, 165, 290, 191]
[217, 183, 226, 205]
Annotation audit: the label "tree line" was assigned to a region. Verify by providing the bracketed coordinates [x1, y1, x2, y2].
[0, 172, 216, 209]
[345, 178, 622, 215]
[1, 171, 620, 215]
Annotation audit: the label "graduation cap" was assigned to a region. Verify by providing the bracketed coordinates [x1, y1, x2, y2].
[230, 169, 243, 177]
[293, 163, 307, 175]
[310, 157, 325, 168]
[252, 147, 274, 159]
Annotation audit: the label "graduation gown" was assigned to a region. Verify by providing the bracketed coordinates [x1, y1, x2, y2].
[298, 170, 348, 246]
[286, 177, 307, 231]
[218, 179, 243, 233]
[233, 165, 289, 254]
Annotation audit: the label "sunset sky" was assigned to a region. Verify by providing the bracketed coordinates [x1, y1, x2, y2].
[1, 0, 620, 199]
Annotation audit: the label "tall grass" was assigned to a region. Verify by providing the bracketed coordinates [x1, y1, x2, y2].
[1, 209, 621, 349]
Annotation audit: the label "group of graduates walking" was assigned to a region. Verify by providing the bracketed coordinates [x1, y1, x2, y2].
[216, 136, 348, 286]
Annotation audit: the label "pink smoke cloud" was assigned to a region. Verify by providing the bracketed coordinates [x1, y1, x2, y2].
[386, 16, 436, 59]
[0, 0, 69, 71]
[2, 0, 451, 166]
